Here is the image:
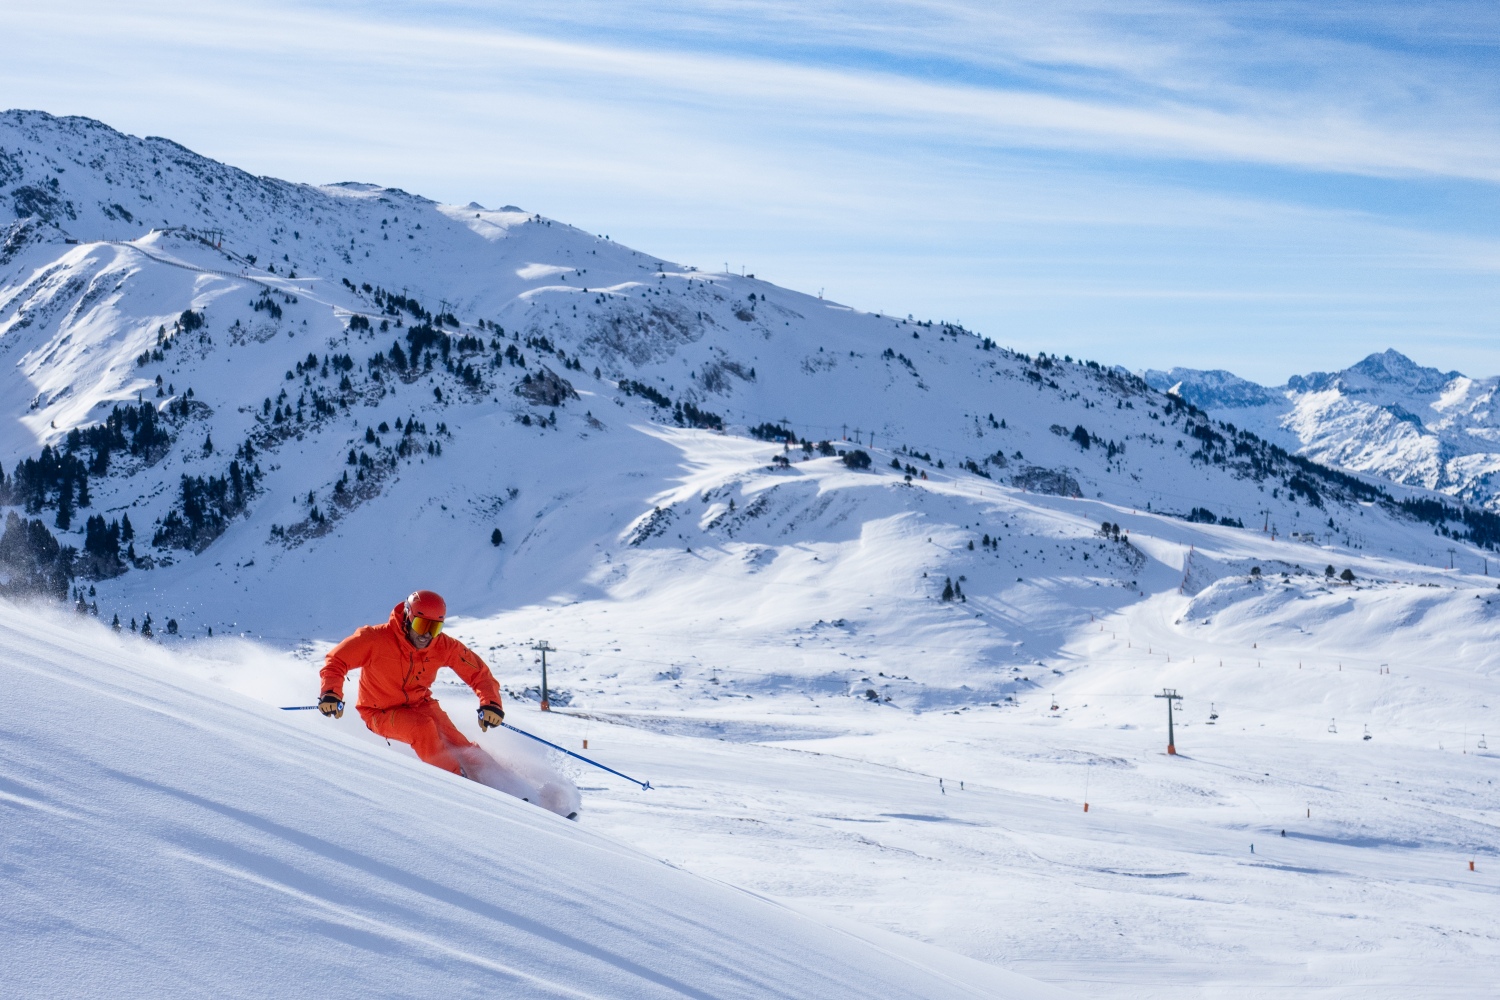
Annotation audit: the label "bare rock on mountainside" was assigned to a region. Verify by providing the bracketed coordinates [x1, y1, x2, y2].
[516, 366, 578, 407]
[583, 301, 706, 370]
[1012, 466, 1082, 498]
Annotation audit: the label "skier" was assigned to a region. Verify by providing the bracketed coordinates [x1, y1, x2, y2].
[318, 590, 506, 778]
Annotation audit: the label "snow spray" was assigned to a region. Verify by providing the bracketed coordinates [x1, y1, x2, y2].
[501, 723, 652, 790]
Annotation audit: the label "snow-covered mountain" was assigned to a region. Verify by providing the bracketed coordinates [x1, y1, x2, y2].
[6, 111, 1500, 996]
[1146, 349, 1500, 510]
[2, 110, 1488, 636]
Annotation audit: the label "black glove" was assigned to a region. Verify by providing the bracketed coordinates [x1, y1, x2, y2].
[318, 693, 344, 718]
[478, 703, 504, 731]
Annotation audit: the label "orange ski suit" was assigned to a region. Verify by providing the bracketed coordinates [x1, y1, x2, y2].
[320, 602, 503, 776]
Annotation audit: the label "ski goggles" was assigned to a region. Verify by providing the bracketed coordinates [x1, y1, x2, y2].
[409, 615, 444, 638]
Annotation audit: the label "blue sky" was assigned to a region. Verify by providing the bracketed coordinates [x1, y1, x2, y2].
[3, 0, 1498, 382]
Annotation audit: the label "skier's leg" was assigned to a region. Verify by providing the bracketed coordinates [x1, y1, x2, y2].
[361, 705, 465, 775]
[416, 704, 527, 793]
[421, 702, 476, 751]
[450, 728, 583, 818]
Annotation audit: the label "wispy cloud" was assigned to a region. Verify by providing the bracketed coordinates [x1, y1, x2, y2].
[27, 0, 1500, 180]
[3, 0, 1499, 381]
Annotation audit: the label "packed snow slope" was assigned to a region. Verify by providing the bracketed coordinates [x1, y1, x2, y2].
[1147, 350, 1500, 511]
[0, 600, 1060, 1000]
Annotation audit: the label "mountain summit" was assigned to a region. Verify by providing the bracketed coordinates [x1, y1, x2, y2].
[1287, 349, 1463, 396]
[1146, 350, 1500, 508]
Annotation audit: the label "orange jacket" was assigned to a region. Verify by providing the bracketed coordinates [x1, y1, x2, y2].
[320, 602, 502, 712]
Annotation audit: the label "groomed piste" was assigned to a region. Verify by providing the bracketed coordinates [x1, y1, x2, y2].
[0, 601, 1065, 1000]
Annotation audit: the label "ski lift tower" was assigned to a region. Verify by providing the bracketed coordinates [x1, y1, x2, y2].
[1156, 688, 1183, 755]
[533, 640, 556, 711]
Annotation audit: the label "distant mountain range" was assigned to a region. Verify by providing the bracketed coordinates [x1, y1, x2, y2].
[1145, 349, 1500, 510]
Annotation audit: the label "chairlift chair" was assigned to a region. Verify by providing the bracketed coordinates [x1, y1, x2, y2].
[1479, 734, 1489, 751]
[1328, 718, 1337, 734]
[1363, 725, 1372, 741]
[1208, 702, 1219, 724]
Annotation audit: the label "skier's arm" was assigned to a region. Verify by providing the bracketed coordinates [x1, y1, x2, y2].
[320, 627, 374, 701]
[444, 638, 503, 710]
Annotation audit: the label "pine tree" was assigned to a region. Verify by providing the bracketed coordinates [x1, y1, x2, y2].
[942, 578, 955, 601]
[55, 478, 74, 530]
[491, 529, 503, 546]
[111, 613, 121, 631]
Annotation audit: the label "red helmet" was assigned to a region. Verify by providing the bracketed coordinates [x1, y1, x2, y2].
[404, 590, 446, 636]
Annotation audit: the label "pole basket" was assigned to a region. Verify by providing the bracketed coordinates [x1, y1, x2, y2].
[540, 699, 551, 712]
[1167, 744, 1176, 755]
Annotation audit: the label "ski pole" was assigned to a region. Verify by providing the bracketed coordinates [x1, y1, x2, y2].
[281, 701, 343, 714]
[501, 722, 652, 790]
